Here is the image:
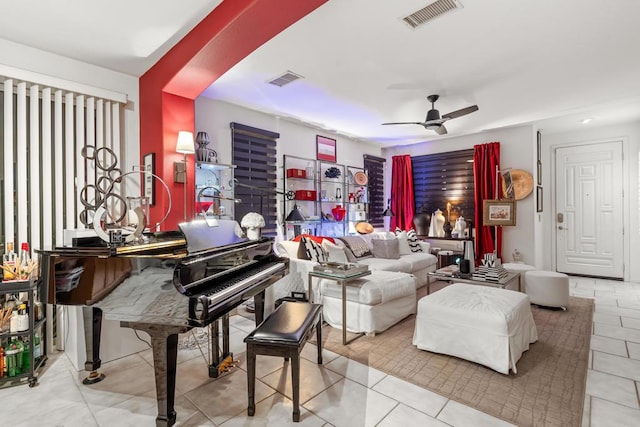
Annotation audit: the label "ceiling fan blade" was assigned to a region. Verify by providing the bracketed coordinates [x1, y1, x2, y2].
[434, 125, 448, 135]
[442, 105, 479, 119]
[381, 121, 424, 126]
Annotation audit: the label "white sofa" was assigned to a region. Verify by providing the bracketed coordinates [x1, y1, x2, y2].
[269, 232, 438, 334]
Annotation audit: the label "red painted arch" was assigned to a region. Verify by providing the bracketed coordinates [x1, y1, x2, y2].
[140, 0, 328, 230]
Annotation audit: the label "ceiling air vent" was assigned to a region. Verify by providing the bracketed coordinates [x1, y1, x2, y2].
[267, 70, 303, 87]
[403, 0, 463, 29]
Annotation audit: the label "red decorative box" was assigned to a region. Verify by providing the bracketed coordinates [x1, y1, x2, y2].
[286, 169, 306, 179]
[295, 190, 317, 201]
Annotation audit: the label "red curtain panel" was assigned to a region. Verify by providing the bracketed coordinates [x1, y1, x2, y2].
[473, 142, 502, 263]
[390, 155, 415, 231]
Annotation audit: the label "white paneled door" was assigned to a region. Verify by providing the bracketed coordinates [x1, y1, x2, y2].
[555, 141, 624, 278]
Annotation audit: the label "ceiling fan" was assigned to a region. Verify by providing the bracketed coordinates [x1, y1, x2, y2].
[382, 94, 478, 135]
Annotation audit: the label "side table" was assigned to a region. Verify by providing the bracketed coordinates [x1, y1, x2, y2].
[308, 269, 371, 345]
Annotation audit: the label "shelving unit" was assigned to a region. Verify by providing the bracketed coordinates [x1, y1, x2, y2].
[282, 155, 320, 237]
[282, 155, 368, 237]
[0, 278, 47, 388]
[195, 161, 236, 220]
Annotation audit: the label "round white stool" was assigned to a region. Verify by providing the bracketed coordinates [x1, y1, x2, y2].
[524, 270, 570, 309]
[503, 263, 536, 293]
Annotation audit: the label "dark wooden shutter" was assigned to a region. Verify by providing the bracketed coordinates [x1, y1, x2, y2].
[231, 122, 279, 236]
[364, 154, 386, 228]
[411, 149, 475, 226]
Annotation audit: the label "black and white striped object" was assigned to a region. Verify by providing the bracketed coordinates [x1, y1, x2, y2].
[301, 236, 328, 262]
[407, 229, 423, 252]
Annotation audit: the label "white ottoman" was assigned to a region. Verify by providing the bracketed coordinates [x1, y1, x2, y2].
[413, 283, 538, 374]
[524, 270, 570, 309]
[503, 263, 536, 293]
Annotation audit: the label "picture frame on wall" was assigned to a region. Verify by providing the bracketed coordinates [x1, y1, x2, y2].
[482, 199, 517, 226]
[316, 135, 337, 162]
[537, 161, 542, 186]
[143, 153, 156, 206]
[536, 186, 543, 212]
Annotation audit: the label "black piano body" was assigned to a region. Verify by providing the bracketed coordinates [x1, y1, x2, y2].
[38, 220, 289, 427]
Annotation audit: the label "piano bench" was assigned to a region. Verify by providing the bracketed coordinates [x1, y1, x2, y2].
[244, 301, 323, 422]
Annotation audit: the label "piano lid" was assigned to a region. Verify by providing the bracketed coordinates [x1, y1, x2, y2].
[179, 219, 246, 255]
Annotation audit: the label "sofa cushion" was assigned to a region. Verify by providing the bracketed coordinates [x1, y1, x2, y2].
[407, 229, 423, 253]
[400, 253, 437, 271]
[357, 257, 412, 274]
[301, 236, 328, 263]
[394, 228, 412, 255]
[322, 239, 349, 264]
[275, 240, 301, 258]
[371, 238, 400, 259]
[319, 270, 416, 305]
[337, 236, 373, 261]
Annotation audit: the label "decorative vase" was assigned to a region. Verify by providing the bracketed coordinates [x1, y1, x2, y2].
[455, 216, 467, 237]
[195, 131, 210, 162]
[413, 204, 431, 236]
[443, 220, 453, 238]
[464, 240, 476, 273]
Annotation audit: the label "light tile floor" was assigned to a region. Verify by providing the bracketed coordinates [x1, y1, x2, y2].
[2, 276, 640, 426]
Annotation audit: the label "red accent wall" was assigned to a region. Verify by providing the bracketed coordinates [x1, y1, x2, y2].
[140, 0, 328, 230]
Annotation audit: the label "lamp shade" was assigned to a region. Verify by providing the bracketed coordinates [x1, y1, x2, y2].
[285, 204, 306, 222]
[176, 131, 195, 154]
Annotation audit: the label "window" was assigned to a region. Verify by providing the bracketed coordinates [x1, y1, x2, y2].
[363, 154, 386, 229]
[411, 149, 474, 226]
[231, 122, 279, 236]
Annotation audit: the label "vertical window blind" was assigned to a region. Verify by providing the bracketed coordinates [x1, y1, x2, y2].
[363, 154, 386, 229]
[1, 73, 125, 252]
[231, 122, 279, 236]
[411, 149, 475, 226]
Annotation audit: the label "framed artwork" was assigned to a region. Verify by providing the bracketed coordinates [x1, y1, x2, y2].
[537, 161, 542, 186]
[143, 153, 156, 206]
[482, 199, 517, 226]
[536, 186, 543, 212]
[316, 135, 337, 162]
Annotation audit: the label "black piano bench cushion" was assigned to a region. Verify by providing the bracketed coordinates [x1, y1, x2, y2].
[245, 302, 322, 345]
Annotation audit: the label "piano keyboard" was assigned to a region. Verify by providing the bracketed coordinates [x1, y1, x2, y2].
[190, 261, 286, 322]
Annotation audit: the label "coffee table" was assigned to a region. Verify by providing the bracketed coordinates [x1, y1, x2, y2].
[427, 267, 521, 294]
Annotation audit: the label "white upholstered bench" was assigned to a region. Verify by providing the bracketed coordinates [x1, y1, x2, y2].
[413, 283, 538, 374]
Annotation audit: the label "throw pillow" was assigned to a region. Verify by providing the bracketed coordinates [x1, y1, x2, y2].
[292, 234, 335, 245]
[322, 239, 349, 264]
[371, 238, 400, 259]
[407, 229, 423, 253]
[337, 236, 373, 261]
[394, 227, 412, 255]
[301, 236, 328, 263]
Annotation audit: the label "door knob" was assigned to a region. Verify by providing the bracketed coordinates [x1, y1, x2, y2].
[558, 226, 567, 230]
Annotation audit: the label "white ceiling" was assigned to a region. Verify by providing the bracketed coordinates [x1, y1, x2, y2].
[2, 0, 640, 147]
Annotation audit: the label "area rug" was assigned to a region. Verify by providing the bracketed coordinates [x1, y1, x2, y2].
[316, 285, 593, 427]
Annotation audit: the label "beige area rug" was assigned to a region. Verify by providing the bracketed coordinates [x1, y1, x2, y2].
[316, 285, 594, 427]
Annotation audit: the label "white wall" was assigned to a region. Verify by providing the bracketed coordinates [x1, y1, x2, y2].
[0, 39, 147, 370]
[194, 97, 382, 222]
[383, 125, 537, 267]
[543, 121, 640, 282]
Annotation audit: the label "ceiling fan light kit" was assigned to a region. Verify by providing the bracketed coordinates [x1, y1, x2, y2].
[382, 94, 478, 135]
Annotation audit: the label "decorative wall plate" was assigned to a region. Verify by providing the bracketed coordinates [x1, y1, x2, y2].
[354, 171, 368, 185]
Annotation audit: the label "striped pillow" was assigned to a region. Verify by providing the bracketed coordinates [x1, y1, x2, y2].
[407, 229, 423, 253]
[301, 236, 328, 262]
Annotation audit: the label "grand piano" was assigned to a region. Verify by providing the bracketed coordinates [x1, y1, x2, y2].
[38, 219, 289, 426]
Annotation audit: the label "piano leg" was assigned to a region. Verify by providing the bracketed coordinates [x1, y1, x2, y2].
[254, 289, 266, 325]
[209, 314, 235, 378]
[82, 306, 105, 385]
[121, 321, 189, 427]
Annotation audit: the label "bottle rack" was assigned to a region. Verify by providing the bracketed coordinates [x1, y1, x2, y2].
[0, 278, 47, 388]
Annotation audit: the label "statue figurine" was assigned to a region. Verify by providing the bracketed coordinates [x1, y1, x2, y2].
[429, 209, 445, 237]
